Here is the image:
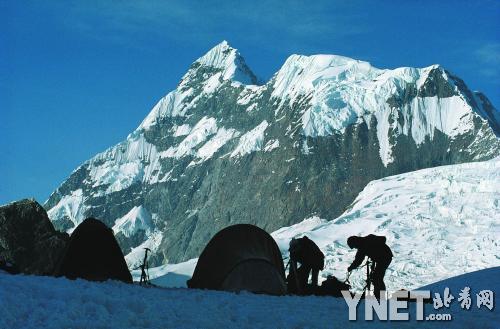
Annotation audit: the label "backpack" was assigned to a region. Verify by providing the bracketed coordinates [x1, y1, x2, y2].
[365, 234, 386, 246]
[318, 275, 351, 297]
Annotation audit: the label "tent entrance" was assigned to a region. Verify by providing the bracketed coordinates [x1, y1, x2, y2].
[221, 259, 287, 295]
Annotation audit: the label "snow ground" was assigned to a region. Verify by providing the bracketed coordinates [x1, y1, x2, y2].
[131, 258, 198, 288]
[0, 267, 497, 328]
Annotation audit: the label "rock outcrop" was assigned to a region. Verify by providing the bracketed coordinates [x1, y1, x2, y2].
[0, 199, 68, 275]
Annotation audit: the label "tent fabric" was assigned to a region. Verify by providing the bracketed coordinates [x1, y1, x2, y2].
[187, 224, 286, 295]
[53, 218, 132, 283]
[220, 259, 287, 295]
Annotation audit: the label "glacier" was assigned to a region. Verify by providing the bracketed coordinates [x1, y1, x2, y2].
[272, 157, 500, 292]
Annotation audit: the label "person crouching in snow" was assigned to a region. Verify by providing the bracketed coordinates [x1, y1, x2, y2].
[288, 236, 325, 294]
[347, 235, 393, 300]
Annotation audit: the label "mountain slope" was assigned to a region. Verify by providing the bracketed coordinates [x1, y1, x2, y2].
[272, 157, 500, 292]
[133, 158, 499, 293]
[44, 41, 500, 265]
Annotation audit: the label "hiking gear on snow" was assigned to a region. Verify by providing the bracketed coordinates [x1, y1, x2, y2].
[318, 275, 351, 297]
[138, 248, 151, 285]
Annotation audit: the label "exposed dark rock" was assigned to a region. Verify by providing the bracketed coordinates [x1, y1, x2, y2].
[474, 91, 500, 136]
[418, 67, 457, 98]
[0, 199, 68, 275]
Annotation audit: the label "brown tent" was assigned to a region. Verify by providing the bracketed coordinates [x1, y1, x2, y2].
[187, 224, 286, 295]
[54, 218, 132, 283]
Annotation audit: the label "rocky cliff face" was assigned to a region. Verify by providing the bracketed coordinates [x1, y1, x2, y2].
[0, 199, 68, 275]
[44, 41, 500, 266]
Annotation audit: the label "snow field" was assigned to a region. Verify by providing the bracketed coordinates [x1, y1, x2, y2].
[1, 267, 497, 328]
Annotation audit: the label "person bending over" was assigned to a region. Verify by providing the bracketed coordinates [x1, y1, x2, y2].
[288, 236, 325, 294]
[347, 234, 393, 300]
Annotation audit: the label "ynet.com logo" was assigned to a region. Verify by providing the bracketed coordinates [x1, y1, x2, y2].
[342, 287, 494, 321]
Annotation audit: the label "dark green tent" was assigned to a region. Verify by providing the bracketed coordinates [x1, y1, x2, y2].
[187, 224, 286, 295]
[54, 218, 132, 283]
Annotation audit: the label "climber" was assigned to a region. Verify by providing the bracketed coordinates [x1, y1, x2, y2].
[287, 236, 325, 294]
[347, 234, 393, 300]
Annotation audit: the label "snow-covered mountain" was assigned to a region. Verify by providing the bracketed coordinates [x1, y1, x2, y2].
[44, 41, 500, 266]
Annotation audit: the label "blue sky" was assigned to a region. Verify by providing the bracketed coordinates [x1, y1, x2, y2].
[1, 0, 499, 205]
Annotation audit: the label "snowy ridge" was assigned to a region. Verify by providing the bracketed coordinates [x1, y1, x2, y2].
[271, 56, 481, 165]
[194, 128, 239, 162]
[272, 158, 500, 291]
[230, 120, 268, 157]
[132, 42, 497, 168]
[138, 91, 189, 130]
[87, 133, 158, 191]
[373, 94, 475, 165]
[195, 40, 256, 85]
[162, 116, 218, 159]
[172, 124, 192, 137]
[112, 205, 153, 238]
[138, 42, 258, 131]
[47, 189, 87, 229]
[271, 54, 381, 106]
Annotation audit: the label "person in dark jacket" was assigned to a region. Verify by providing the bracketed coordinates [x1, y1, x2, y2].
[288, 236, 325, 294]
[347, 234, 393, 300]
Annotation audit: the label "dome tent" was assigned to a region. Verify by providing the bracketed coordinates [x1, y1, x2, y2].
[54, 218, 132, 283]
[187, 224, 286, 295]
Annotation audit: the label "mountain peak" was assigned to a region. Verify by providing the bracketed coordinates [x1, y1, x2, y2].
[271, 53, 381, 102]
[196, 40, 235, 68]
[193, 41, 259, 85]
